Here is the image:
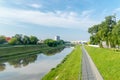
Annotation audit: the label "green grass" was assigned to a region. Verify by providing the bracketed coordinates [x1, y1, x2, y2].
[85, 46, 120, 80]
[0, 44, 65, 57]
[42, 45, 82, 80]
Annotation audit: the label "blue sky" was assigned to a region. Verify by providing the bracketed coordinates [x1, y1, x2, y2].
[0, 0, 120, 41]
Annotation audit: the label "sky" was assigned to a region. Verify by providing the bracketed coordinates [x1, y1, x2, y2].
[0, 0, 120, 41]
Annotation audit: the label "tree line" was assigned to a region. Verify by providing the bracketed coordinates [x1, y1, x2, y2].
[44, 39, 64, 47]
[0, 34, 65, 47]
[0, 34, 39, 45]
[88, 15, 120, 48]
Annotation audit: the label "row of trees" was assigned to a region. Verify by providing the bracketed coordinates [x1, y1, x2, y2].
[0, 34, 39, 45]
[44, 39, 64, 47]
[0, 34, 65, 47]
[10, 34, 39, 45]
[88, 15, 120, 48]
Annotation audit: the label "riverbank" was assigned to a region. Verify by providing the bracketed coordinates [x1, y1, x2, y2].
[42, 45, 82, 80]
[0, 44, 65, 58]
[85, 46, 120, 80]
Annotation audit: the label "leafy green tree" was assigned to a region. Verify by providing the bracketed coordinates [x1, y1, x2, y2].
[44, 39, 56, 47]
[44, 39, 65, 47]
[89, 35, 99, 45]
[103, 16, 116, 47]
[88, 15, 116, 48]
[112, 20, 120, 48]
[88, 24, 99, 35]
[29, 36, 38, 44]
[57, 40, 65, 45]
[0, 35, 6, 44]
[13, 34, 23, 45]
[23, 35, 30, 44]
[8, 38, 18, 45]
[8, 34, 39, 45]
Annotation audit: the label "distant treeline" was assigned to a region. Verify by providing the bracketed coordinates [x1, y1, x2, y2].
[0, 34, 65, 47]
[0, 34, 39, 45]
[88, 15, 120, 48]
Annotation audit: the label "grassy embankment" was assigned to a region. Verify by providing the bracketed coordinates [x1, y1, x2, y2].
[85, 46, 120, 80]
[0, 44, 65, 58]
[42, 45, 82, 80]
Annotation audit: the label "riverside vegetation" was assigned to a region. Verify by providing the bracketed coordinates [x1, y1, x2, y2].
[87, 15, 120, 80]
[0, 34, 65, 58]
[42, 45, 82, 80]
[88, 15, 120, 48]
[0, 44, 65, 58]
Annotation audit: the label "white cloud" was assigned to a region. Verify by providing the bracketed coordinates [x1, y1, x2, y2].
[29, 3, 42, 9]
[0, 7, 98, 29]
[114, 8, 120, 13]
[81, 10, 93, 18]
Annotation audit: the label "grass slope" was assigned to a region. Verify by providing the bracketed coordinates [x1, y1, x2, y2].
[85, 46, 120, 80]
[42, 45, 82, 80]
[0, 45, 64, 57]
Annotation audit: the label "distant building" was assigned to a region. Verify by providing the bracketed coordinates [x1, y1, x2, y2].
[81, 40, 88, 44]
[70, 40, 87, 44]
[37, 40, 44, 44]
[54, 36, 60, 41]
[70, 41, 81, 44]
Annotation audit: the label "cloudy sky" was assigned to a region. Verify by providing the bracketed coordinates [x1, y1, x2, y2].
[0, 0, 120, 41]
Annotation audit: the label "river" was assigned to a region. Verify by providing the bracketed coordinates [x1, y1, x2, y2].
[0, 47, 73, 80]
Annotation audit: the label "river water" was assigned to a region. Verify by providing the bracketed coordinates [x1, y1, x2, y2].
[0, 48, 73, 80]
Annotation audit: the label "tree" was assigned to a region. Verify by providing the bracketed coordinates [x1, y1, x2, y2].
[44, 39, 57, 47]
[44, 39, 65, 47]
[88, 15, 116, 48]
[57, 40, 65, 45]
[8, 38, 18, 45]
[13, 34, 23, 45]
[29, 36, 38, 44]
[23, 35, 30, 44]
[88, 24, 99, 35]
[104, 16, 116, 47]
[112, 20, 120, 48]
[8, 34, 39, 45]
[89, 35, 99, 45]
[0, 35, 6, 44]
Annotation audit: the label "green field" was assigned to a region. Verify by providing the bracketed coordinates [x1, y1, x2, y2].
[85, 46, 120, 80]
[42, 45, 82, 80]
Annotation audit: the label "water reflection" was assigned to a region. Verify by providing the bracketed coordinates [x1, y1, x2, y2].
[0, 47, 73, 80]
[43, 47, 64, 56]
[0, 64, 5, 71]
[0, 47, 64, 71]
[9, 55, 37, 68]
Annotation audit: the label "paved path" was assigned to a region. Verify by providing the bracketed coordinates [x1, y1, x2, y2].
[82, 46, 103, 80]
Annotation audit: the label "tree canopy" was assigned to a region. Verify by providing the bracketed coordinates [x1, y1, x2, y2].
[0, 35, 6, 44]
[0, 34, 64, 47]
[44, 39, 64, 47]
[88, 15, 120, 48]
[8, 34, 39, 45]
